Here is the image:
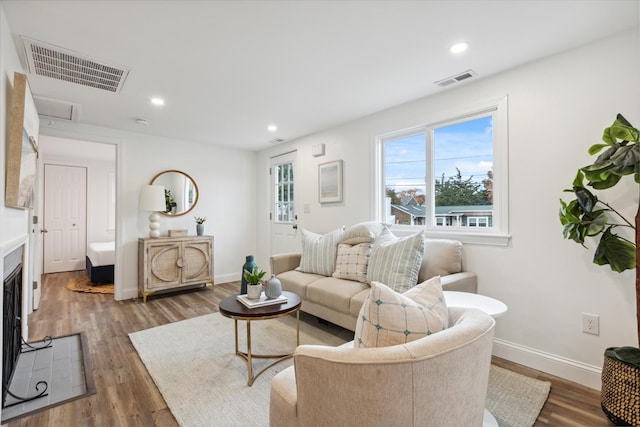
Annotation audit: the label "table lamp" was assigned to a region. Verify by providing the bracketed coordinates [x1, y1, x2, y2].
[139, 184, 166, 238]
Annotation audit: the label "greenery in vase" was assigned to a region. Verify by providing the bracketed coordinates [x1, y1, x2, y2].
[195, 216, 207, 224]
[243, 267, 266, 285]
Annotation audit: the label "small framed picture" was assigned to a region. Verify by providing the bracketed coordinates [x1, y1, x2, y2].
[318, 160, 343, 203]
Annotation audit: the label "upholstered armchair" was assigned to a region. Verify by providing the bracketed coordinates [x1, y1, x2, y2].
[270, 307, 495, 427]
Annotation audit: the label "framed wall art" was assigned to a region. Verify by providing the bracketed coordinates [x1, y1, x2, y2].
[318, 160, 343, 203]
[6, 72, 39, 209]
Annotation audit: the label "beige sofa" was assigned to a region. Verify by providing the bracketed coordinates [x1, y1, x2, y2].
[270, 237, 477, 331]
[270, 307, 496, 427]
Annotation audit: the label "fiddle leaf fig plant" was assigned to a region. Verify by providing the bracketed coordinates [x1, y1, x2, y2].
[559, 113, 639, 343]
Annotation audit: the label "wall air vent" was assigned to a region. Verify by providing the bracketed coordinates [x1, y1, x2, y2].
[20, 36, 130, 93]
[33, 96, 80, 122]
[435, 69, 477, 88]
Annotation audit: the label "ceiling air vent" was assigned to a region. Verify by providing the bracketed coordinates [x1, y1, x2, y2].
[435, 69, 477, 88]
[33, 96, 80, 121]
[20, 36, 130, 93]
[268, 138, 285, 144]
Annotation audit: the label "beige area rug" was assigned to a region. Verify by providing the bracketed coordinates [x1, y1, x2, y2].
[66, 276, 114, 294]
[487, 365, 551, 427]
[129, 313, 550, 427]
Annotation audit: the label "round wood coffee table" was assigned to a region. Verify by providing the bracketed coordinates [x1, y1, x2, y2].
[218, 291, 301, 386]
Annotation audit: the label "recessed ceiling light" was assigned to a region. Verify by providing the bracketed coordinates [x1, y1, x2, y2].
[268, 125, 278, 132]
[150, 97, 165, 106]
[449, 42, 469, 54]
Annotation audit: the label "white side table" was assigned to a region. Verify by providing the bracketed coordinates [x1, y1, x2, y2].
[443, 291, 508, 318]
[443, 291, 507, 427]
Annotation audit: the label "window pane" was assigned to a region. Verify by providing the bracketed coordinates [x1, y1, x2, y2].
[384, 132, 426, 225]
[433, 116, 493, 228]
[274, 162, 295, 224]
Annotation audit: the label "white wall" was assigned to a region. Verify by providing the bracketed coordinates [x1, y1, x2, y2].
[40, 121, 257, 300]
[257, 29, 640, 389]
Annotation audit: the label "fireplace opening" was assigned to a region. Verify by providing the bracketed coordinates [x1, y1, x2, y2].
[2, 263, 22, 406]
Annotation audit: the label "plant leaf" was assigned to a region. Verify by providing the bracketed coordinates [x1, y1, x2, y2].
[602, 116, 640, 144]
[573, 186, 597, 213]
[593, 228, 636, 272]
[571, 170, 585, 188]
[588, 144, 610, 155]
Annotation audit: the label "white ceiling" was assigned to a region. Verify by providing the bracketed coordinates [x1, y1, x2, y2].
[3, 1, 639, 151]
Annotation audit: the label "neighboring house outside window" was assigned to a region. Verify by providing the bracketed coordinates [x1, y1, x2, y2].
[375, 96, 509, 245]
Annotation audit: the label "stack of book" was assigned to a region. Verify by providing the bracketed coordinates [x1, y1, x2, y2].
[236, 292, 287, 308]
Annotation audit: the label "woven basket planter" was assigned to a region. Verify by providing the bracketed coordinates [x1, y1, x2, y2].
[602, 347, 640, 426]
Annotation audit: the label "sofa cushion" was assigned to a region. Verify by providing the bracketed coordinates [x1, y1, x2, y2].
[332, 243, 370, 283]
[418, 238, 463, 281]
[349, 288, 371, 317]
[354, 280, 448, 348]
[296, 227, 345, 276]
[278, 270, 327, 299]
[306, 277, 370, 315]
[340, 221, 386, 245]
[366, 228, 425, 293]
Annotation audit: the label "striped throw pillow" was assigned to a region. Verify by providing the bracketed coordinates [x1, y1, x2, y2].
[366, 229, 425, 293]
[296, 227, 345, 276]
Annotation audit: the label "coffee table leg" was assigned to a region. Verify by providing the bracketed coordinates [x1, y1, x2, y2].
[234, 319, 239, 354]
[246, 320, 253, 386]
[296, 310, 300, 346]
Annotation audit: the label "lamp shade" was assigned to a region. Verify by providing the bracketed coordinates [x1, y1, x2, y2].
[139, 185, 166, 212]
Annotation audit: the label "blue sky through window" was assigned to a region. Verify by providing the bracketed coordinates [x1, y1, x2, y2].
[385, 115, 493, 194]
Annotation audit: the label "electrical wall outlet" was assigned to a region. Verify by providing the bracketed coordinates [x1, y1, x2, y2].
[582, 313, 600, 335]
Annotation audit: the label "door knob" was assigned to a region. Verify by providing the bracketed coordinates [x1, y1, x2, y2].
[40, 228, 48, 233]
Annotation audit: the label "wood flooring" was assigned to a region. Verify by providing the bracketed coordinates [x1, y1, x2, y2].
[2, 271, 613, 426]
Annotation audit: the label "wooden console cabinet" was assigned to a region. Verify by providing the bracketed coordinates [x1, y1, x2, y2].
[138, 235, 214, 303]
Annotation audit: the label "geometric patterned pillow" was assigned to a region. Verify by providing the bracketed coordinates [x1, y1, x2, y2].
[296, 226, 345, 276]
[332, 243, 371, 282]
[366, 229, 425, 293]
[354, 280, 448, 348]
[403, 275, 448, 330]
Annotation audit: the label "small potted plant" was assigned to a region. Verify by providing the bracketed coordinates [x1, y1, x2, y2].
[243, 266, 266, 299]
[195, 216, 206, 236]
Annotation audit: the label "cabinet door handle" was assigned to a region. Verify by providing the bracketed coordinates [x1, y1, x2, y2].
[176, 258, 183, 268]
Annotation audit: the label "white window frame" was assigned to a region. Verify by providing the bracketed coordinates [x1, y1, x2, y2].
[374, 96, 510, 246]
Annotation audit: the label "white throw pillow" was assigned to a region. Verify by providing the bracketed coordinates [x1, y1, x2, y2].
[332, 243, 371, 283]
[366, 228, 425, 293]
[340, 222, 386, 245]
[354, 280, 448, 348]
[296, 227, 345, 276]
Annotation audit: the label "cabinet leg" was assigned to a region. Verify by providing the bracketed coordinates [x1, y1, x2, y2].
[140, 290, 155, 304]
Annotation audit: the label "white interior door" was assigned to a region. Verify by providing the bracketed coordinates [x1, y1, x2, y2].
[43, 164, 87, 273]
[271, 151, 299, 256]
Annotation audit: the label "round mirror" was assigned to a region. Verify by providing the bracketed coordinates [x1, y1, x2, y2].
[150, 169, 199, 216]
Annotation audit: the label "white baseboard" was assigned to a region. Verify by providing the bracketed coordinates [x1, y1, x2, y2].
[214, 273, 238, 285]
[493, 338, 602, 391]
